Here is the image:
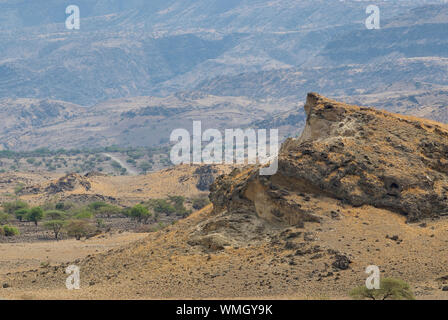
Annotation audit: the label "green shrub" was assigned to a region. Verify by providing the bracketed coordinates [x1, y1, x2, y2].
[126, 158, 136, 165]
[111, 161, 122, 169]
[169, 196, 191, 217]
[149, 199, 175, 215]
[130, 204, 151, 224]
[73, 209, 94, 220]
[55, 202, 65, 210]
[14, 208, 29, 221]
[0, 212, 11, 224]
[3, 225, 20, 236]
[55, 202, 74, 211]
[349, 278, 415, 300]
[88, 201, 109, 211]
[26, 207, 44, 226]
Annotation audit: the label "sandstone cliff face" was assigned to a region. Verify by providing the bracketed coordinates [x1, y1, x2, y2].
[210, 93, 448, 223]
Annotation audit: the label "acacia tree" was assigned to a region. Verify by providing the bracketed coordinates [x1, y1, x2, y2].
[14, 208, 29, 222]
[27, 207, 44, 226]
[130, 204, 151, 224]
[65, 220, 94, 240]
[44, 220, 66, 240]
[349, 278, 415, 300]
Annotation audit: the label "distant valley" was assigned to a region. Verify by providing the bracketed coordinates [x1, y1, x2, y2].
[0, 0, 446, 152]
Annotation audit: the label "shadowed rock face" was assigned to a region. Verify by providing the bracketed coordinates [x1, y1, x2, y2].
[210, 93, 448, 222]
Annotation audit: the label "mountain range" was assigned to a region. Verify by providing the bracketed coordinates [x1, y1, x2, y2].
[0, 0, 447, 150]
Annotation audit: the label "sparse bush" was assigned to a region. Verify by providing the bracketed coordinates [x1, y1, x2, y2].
[65, 220, 94, 240]
[111, 161, 122, 169]
[55, 202, 64, 210]
[169, 196, 191, 217]
[127, 150, 144, 160]
[138, 161, 152, 174]
[130, 204, 151, 224]
[150, 199, 175, 215]
[3, 225, 19, 237]
[45, 210, 66, 220]
[95, 205, 122, 218]
[3, 200, 28, 214]
[73, 209, 94, 220]
[88, 201, 108, 211]
[0, 212, 11, 224]
[154, 222, 166, 231]
[349, 278, 415, 300]
[55, 201, 74, 211]
[126, 158, 136, 165]
[44, 220, 66, 240]
[14, 183, 24, 195]
[192, 197, 210, 210]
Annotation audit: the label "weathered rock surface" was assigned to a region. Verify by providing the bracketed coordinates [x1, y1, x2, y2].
[210, 93, 448, 222]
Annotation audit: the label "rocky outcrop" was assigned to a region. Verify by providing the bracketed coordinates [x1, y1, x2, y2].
[194, 165, 219, 191]
[210, 93, 448, 222]
[21, 173, 91, 195]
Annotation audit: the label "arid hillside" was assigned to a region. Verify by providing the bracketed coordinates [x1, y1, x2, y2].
[0, 164, 231, 206]
[1, 94, 448, 300]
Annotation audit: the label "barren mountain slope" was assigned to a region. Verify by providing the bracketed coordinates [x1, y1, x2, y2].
[2, 94, 448, 300]
[0, 95, 297, 150]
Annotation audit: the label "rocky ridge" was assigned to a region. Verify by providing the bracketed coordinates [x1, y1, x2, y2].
[210, 93, 448, 225]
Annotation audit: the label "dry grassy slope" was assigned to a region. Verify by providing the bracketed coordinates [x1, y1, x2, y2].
[5, 164, 231, 206]
[2, 94, 448, 299]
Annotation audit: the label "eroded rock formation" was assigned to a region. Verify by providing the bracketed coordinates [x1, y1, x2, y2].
[210, 93, 448, 223]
